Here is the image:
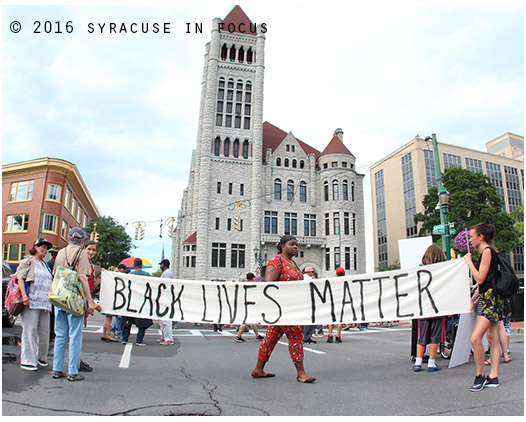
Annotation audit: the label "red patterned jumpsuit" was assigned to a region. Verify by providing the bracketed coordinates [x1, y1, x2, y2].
[257, 254, 305, 364]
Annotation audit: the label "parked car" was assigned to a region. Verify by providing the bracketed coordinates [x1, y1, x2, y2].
[2, 260, 16, 327]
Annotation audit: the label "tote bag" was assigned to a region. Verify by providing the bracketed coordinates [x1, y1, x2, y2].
[48, 247, 86, 316]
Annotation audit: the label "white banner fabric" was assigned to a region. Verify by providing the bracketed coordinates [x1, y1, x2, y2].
[99, 259, 471, 325]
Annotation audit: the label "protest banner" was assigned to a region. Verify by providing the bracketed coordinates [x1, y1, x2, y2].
[99, 259, 471, 325]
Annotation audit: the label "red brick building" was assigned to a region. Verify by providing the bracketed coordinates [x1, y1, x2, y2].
[2, 158, 100, 266]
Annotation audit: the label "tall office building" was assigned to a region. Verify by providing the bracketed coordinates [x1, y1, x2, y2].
[172, 6, 365, 280]
[370, 135, 524, 272]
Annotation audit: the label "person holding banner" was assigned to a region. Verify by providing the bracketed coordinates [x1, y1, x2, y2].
[464, 223, 504, 391]
[251, 235, 316, 383]
[412, 245, 445, 373]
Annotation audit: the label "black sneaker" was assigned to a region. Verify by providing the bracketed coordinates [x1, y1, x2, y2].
[485, 376, 500, 388]
[79, 360, 93, 372]
[335, 337, 342, 343]
[234, 336, 246, 343]
[327, 336, 333, 343]
[255, 335, 264, 341]
[471, 375, 487, 391]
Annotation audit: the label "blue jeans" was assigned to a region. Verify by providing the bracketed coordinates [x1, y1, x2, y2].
[53, 308, 84, 375]
[111, 315, 123, 335]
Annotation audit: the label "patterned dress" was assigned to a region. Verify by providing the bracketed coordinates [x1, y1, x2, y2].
[257, 254, 305, 364]
[476, 247, 504, 322]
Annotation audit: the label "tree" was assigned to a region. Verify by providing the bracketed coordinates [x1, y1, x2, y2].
[84, 216, 134, 268]
[414, 167, 518, 253]
[512, 205, 524, 244]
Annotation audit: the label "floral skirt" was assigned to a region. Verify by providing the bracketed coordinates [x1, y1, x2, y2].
[477, 289, 505, 322]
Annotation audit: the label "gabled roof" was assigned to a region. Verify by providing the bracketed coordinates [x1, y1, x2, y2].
[262, 121, 321, 162]
[184, 232, 197, 243]
[320, 134, 355, 158]
[222, 5, 255, 35]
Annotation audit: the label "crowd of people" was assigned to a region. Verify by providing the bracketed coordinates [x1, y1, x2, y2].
[11, 224, 514, 390]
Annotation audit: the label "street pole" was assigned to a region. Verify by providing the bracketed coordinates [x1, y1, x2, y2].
[430, 133, 451, 260]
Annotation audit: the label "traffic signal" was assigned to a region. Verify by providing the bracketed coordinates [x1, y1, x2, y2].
[139, 226, 145, 240]
[234, 217, 240, 231]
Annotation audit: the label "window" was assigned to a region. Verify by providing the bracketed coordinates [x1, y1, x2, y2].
[264, 211, 278, 234]
[299, 181, 307, 202]
[424, 149, 437, 189]
[217, 182, 221, 194]
[353, 213, 357, 236]
[292, 159, 297, 168]
[325, 248, 331, 271]
[71, 197, 77, 219]
[287, 180, 294, 201]
[240, 184, 244, 196]
[304, 214, 316, 236]
[325, 213, 330, 236]
[443, 153, 462, 169]
[284, 158, 289, 167]
[333, 213, 340, 235]
[332, 180, 339, 200]
[274, 179, 282, 200]
[231, 244, 246, 268]
[276, 158, 281, 167]
[486, 162, 505, 209]
[61, 220, 69, 239]
[345, 247, 351, 270]
[233, 139, 240, 158]
[343, 181, 349, 200]
[42, 214, 58, 233]
[504, 166, 522, 212]
[47, 183, 62, 201]
[227, 219, 232, 231]
[5, 214, 29, 232]
[215, 218, 220, 230]
[284, 212, 297, 235]
[344, 212, 350, 235]
[324, 182, 329, 201]
[242, 140, 249, 158]
[402, 153, 417, 238]
[212, 243, 227, 267]
[300, 160, 305, 169]
[9, 180, 34, 202]
[465, 157, 483, 173]
[214, 137, 221, 156]
[228, 183, 233, 195]
[334, 247, 341, 268]
[3, 243, 26, 263]
[375, 170, 388, 268]
[224, 138, 230, 156]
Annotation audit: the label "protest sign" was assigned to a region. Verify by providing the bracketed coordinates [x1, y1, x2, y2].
[99, 259, 470, 325]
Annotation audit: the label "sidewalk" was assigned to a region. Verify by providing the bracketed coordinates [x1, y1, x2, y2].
[511, 321, 523, 333]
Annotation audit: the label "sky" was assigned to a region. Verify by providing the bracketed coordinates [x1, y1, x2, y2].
[1, 0, 524, 273]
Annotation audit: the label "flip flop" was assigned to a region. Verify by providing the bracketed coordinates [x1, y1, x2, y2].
[298, 377, 316, 383]
[251, 373, 276, 378]
[503, 357, 512, 363]
[484, 359, 491, 365]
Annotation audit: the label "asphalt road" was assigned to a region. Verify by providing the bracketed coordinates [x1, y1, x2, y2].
[2, 314, 524, 416]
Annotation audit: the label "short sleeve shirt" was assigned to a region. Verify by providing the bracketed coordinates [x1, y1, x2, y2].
[54, 245, 91, 277]
[267, 254, 304, 281]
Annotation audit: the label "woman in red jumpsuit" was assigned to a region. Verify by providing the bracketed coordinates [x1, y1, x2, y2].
[251, 235, 316, 383]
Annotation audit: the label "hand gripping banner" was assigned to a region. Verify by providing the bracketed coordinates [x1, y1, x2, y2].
[99, 259, 471, 325]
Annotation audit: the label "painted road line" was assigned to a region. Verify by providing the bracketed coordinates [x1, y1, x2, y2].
[189, 329, 204, 336]
[119, 344, 133, 368]
[277, 341, 326, 355]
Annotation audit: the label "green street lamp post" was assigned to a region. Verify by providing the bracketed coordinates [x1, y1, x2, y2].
[427, 133, 451, 260]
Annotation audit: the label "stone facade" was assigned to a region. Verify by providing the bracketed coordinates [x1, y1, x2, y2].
[172, 6, 365, 280]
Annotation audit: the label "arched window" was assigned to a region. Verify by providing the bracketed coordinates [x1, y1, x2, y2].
[276, 158, 281, 166]
[238, 46, 245, 62]
[300, 181, 307, 202]
[284, 158, 289, 167]
[351, 181, 355, 201]
[287, 180, 294, 201]
[332, 180, 339, 201]
[247, 48, 253, 63]
[292, 159, 297, 168]
[214, 137, 221, 156]
[233, 139, 239, 158]
[229, 45, 236, 61]
[343, 180, 349, 200]
[300, 160, 305, 169]
[274, 179, 282, 200]
[324, 181, 329, 201]
[242, 140, 249, 158]
[224, 138, 230, 157]
[220, 44, 228, 60]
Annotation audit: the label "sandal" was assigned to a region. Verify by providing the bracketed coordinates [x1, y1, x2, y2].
[484, 359, 491, 366]
[503, 357, 512, 363]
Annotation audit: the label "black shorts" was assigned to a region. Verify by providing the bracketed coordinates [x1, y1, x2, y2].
[417, 317, 444, 345]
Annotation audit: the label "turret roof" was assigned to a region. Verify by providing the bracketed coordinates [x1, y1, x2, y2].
[320, 133, 354, 158]
[222, 5, 255, 35]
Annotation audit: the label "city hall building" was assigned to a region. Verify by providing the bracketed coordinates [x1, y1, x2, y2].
[172, 6, 365, 280]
